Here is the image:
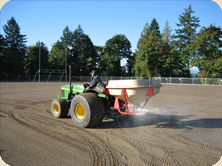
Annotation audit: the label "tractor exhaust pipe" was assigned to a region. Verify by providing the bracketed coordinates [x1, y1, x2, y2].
[69, 65, 72, 94]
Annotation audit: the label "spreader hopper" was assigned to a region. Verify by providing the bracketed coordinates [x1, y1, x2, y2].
[107, 79, 162, 105]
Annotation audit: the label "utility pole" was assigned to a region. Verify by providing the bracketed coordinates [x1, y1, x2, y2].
[39, 41, 41, 82]
[65, 46, 67, 82]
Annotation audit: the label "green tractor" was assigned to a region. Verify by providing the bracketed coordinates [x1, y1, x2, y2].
[51, 66, 162, 128]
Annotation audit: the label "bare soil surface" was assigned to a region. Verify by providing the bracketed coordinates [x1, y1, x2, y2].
[0, 82, 222, 166]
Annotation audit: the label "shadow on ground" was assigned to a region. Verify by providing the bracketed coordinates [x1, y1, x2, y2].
[51, 109, 222, 130]
[155, 118, 222, 129]
[94, 113, 222, 129]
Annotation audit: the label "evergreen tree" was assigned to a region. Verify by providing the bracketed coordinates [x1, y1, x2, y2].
[174, 4, 200, 77]
[48, 25, 98, 75]
[136, 23, 150, 50]
[0, 35, 7, 73]
[48, 40, 65, 70]
[60, 26, 73, 47]
[48, 26, 73, 72]
[100, 34, 132, 76]
[26, 42, 49, 75]
[135, 19, 162, 77]
[60, 26, 73, 73]
[162, 20, 172, 44]
[94, 45, 103, 66]
[161, 20, 182, 77]
[192, 25, 222, 78]
[71, 25, 98, 75]
[150, 18, 161, 37]
[126, 52, 135, 76]
[78, 34, 98, 75]
[3, 17, 27, 74]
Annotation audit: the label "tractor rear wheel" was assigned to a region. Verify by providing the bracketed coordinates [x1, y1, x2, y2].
[51, 98, 69, 118]
[70, 93, 104, 128]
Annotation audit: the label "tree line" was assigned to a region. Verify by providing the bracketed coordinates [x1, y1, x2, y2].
[1, 5, 222, 78]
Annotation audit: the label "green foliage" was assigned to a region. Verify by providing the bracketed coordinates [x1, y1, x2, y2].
[71, 25, 98, 75]
[48, 41, 65, 69]
[0, 35, 7, 73]
[174, 4, 200, 77]
[94, 45, 103, 61]
[135, 20, 162, 77]
[162, 20, 172, 44]
[2, 17, 27, 74]
[150, 18, 161, 37]
[192, 25, 222, 78]
[48, 25, 98, 76]
[100, 34, 132, 76]
[49, 26, 73, 73]
[161, 20, 187, 77]
[60, 26, 73, 47]
[135, 18, 190, 78]
[126, 53, 135, 76]
[26, 42, 49, 75]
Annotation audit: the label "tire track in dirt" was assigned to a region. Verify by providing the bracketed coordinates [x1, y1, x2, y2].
[1, 137, 51, 165]
[0, 98, 51, 111]
[127, 141, 174, 165]
[86, 130, 128, 166]
[162, 130, 222, 165]
[0, 110, 8, 115]
[47, 109, 127, 165]
[166, 131, 222, 152]
[104, 128, 175, 165]
[7, 109, 126, 166]
[8, 111, 90, 154]
[29, 112, 125, 165]
[107, 126, 222, 166]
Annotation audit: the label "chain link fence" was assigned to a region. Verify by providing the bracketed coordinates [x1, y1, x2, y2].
[157, 77, 222, 86]
[0, 74, 222, 86]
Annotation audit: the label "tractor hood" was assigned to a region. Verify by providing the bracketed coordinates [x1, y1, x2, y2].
[61, 84, 85, 93]
[59, 84, 85, 99]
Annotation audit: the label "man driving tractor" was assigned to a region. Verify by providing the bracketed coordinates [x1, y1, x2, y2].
[85, 70, 102, 89]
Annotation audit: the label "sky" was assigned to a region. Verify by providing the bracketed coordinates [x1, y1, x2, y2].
[1, 0, 222, 73]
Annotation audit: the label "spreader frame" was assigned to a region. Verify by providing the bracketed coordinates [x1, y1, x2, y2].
[113, 88, 153, 115]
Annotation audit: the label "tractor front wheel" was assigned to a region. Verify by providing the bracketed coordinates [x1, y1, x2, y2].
[51, 98, 69, 118]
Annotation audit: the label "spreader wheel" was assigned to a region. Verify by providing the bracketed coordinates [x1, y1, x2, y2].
[51, 98, 69, 118]
[70, 93, 104, 128]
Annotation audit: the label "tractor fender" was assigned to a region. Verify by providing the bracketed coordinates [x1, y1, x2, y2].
[85, 87, 105, 94]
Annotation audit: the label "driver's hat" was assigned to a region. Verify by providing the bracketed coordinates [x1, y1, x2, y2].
[90, 70, 96, 76]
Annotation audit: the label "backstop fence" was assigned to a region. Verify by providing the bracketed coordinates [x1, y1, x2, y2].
[0, 74, 222, 86]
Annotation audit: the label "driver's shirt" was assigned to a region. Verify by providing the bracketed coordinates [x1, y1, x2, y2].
[89, 75, 102, 88]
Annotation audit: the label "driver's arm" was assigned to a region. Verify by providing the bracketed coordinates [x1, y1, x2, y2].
[89, 77, 97, 88]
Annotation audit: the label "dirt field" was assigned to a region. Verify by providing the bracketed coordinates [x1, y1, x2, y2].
[0, 82, 222, 166]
